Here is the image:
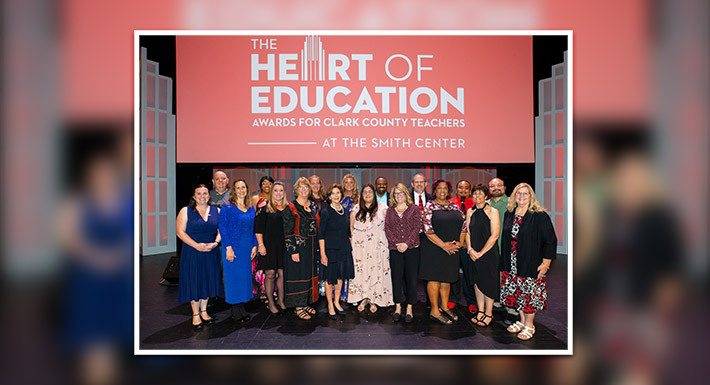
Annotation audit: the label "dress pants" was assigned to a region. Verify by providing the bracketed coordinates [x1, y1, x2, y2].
[449, 249, 476, 306]
[390, 248, 419, 305]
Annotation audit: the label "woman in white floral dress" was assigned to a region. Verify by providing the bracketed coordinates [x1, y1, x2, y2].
[348, 184, 393, 313]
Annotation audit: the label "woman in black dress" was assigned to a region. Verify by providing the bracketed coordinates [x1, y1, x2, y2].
[254, 181, 288, 315]
[282, 177, 320, 320]
[419, 179, 466, 325]
[318, 184, 355, 320]
[500, 183, 557, 340]
[464, 184, 500, 326]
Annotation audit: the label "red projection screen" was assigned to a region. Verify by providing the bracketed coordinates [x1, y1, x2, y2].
[176, 33, 533, 163]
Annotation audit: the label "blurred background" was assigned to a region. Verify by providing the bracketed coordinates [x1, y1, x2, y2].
[2, 0, 707, 384]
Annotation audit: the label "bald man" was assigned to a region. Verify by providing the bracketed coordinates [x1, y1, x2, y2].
[209, 171, 230, 208]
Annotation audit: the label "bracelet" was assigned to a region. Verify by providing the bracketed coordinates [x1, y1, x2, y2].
[468, 248, 473, 252]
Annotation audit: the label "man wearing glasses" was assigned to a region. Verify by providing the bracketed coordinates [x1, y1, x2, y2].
[486, 178, 515, 318]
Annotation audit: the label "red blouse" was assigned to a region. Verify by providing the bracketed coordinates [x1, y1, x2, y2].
[384, 204, 422, 250]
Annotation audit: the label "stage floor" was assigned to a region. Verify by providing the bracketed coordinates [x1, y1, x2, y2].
[138, 254, 568, 352]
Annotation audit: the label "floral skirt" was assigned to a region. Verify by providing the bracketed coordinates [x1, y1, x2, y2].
[500, 271, 547, 313]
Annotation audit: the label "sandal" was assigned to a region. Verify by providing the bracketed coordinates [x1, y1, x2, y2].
[507, 321, 525, 333]
[429, 313, 453, 325]
[357, 299, 370, 312]
[470, 311, 484, 324]
[369, 303, 378, 313]
[439, 307, 458, 322]
[517, 325, 535, 340]
[295, 308, 312, 320]
[304, 306, 317, 315]
[476, 313, 493, 327]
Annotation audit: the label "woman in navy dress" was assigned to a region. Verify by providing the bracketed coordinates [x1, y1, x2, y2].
[176, 184, 223, 329]
[318, 184, 355, 320]
[219, 179, 258, 323]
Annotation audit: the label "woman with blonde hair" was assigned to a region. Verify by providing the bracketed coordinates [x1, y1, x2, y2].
[282, 177, 320, 319]
[384, 183, 422, 323]
[219, 179, 258, 323]
[341, 173, 359, 212]
[500, 183, 557, 340]
[254, 181, 288, 315]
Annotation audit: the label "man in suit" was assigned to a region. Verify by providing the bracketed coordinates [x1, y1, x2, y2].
[410, 173, 432, 307]
[410, 173, 432, 212]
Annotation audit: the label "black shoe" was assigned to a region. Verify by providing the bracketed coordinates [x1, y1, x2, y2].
[335, 308, 346, 316]
[200, 310, 214, 325]
[239, 314, 251, 323]
[404, 314, 414, 324]
[392, 312, 401, 322]
[191, 313, 203, 330]
[328, 312, 337, 320]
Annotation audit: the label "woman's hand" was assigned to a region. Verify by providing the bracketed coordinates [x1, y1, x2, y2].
[250, 247, 257, 260]
[441, 241, 460, 255]
[258, 244, 267, 256]
[396, 243, 408, 253]
[195, 243, 211, 252]
[291, 253, 300, 263]
[321, 253, 328, 267]
[205, 242, 218, 251]
[468, 248, 480, 261]
[226, 249, 235, 263]
[537, 261, 551, 279]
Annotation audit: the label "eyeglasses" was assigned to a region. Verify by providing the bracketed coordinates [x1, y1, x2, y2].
[472, 191, 486, 195]
[489, 184, 504, 188]
[297, 186, 310, 190]
[393, 191, 405, 195]
[515, 191, 530, 196]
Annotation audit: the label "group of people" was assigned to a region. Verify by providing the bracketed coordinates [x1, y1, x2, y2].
[177, 171, 557, 341]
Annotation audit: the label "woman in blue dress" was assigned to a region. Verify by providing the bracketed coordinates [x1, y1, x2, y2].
[176, 184, 223, 329]
[219, 179, 258, 323]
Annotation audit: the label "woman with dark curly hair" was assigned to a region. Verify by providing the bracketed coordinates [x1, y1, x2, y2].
[464, 184, 501, 327]
[419, 179, 466, 325]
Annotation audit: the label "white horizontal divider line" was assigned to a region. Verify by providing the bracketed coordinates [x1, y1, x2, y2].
[247, 142, 317, 145]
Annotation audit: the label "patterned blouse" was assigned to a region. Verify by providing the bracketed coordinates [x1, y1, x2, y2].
[384, 204, 422, 250]
[422, 200, 466, 234]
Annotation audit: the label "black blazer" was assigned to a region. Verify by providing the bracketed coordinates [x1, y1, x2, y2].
[410, 190, 433, 205]
[500, 210, 557, 278]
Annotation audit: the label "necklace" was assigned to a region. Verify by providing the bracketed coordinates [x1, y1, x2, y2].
[395, 205, 407, 216]
[331, 203, 344, 215]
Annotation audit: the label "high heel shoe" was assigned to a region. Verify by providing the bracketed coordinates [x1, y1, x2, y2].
[191, 313, 203, 330]
[328, 311, 338, 320]
[200, 310, 214, 326]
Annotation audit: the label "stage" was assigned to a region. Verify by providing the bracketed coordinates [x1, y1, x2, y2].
[138, 253, 568, 352]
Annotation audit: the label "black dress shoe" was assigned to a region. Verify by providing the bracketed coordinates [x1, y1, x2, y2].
[404, 314, 414, 324]
[335, 308, 346, 316]
[392, 312, 401, 322]
[200, 311, 214, 325]
[328, 312, 337, 320]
